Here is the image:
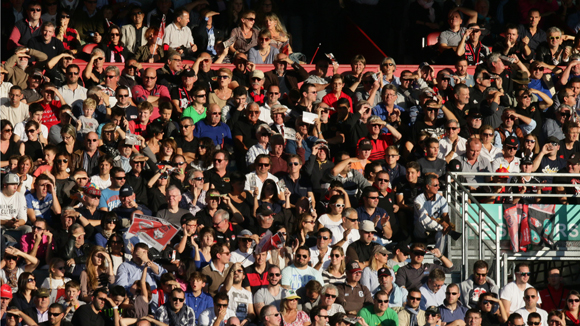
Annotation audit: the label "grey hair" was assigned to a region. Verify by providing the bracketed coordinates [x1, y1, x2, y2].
[215, 209, 230, 221]
[381, 56, 396, 70]
[70, 223, 84, 234]
[342, 207, 357, 218]
[91, 48, 105, 57]
[546, 27, 562, 36]
[167, 185, 181, 196]
[105, 66, 120, 76]
[558, 104, 573, 112]
[321, 284, 338, 295]
[445, 119, 459, 127]
[87, 86, 100, 97]
[487, 52, 502, 67]
[188, 168, 203, 181]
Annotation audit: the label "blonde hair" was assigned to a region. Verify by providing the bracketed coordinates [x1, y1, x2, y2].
[264, 12, 287, 35]
[218, 68, 233, 78]
[49, 258, 65, 280]
[326, 246, 345, 274]
[83, 98, 97, 110]
[86, 246, 108, 291]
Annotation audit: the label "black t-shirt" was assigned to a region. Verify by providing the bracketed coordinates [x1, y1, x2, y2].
[558, 140, 580, 160]
[72, 304, 106, 326]
[174, 135, 199, 154]
[233, 118, 266, 151]
[417, 157, 447, 177]
[232, 69, 250, 89]
[412, 119, 446, 143]
[515, 103, 543, 137]
[346, 240, 380, 264]
[481, 311, 500, 326]
[77, 207, 107, 221]
[395, 178, 425, 209]
[171, 86, 196, 111]
[204, 169, 232, 194]
[507, 176, 542, 204]
[195, 69, 217, 91]
[114, 104, 139, 121]
[215, 223, 243, 250]
[44, 66, 67, 88]
[28, 36, 65, 60]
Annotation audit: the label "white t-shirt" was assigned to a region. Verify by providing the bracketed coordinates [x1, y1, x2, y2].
[90, 175, 112, 189]
[41, 276, 72, 303]
[281, 265, 324, 291]
[0, 191, 28, 221]
[500, 282, 542, 314]
[329, 225, 360, 253]
[318, 214, 343, 228]
[309, 246, 331, 270]
[227, 287, 253, 320]
[438, 136, 467, 161]
[515, 307, 549, 326]
[14, 120, 48, 141]
[198, 307, 236, 326]
[253, 287, 282, 309]
[230, 249, 255, 268]
[0, 265, 25, 292]
[243, 172, 280, 198]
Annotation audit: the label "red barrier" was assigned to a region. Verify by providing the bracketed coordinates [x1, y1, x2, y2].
[70, 61, 476, 78]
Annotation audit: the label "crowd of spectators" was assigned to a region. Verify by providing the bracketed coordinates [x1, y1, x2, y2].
[3, 0, 580, 326]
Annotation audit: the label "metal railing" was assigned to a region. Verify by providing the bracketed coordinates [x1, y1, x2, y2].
[445, 171, 580, 287]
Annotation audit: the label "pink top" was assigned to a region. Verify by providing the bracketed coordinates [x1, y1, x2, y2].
[20, 233, 55, 260]
[283, 311, 311, 326]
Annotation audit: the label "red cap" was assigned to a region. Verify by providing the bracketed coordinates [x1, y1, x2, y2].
[1, 284, 13, 298]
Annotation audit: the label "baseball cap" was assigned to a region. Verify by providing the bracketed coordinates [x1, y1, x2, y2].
[467, 109, 482, 118]
[521, 157, 533, 165]
[3, 173, 20, 185]
[378, 267, 391, 277]
[119, 185, 134, 197]
[358, 139, 373, 151]
[35, 288, 51, 298]
[425, 306, 440, 315]
[568, 153, 580, 165]
[504, 136, 518, 147]
[256, 203, 275, 216]
[282, 289, 301, 300]
[84, 184, 101, 197]
[238, 229, 253, 238]
[547, 136, 561, 144]
[447, 159, 462, 172]
[251, 70, 265, 80]
[346, 261, 362, 273]
[393, 243, 411, 255]
[372, 245, 390, 256]
[180, 69, 196, 78]
[32, 69, 44, 78]
[1, 284, 13, 299]
[360, 220, 375, 233]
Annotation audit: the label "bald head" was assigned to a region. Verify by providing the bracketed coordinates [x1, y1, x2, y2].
[145, 68, 157, 76]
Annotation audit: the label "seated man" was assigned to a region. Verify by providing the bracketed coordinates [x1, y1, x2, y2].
[357, 290, 398, 326]
[420, 269, 447, 310]
[459, 260, 500, 309]
[155, 288, 196, 326]
[392, 289, 426, 326]
[199, 292, 237, 326]
[439, 283, 468, 325]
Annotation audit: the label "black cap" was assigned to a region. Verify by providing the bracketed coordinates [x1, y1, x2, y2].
[467, 109, 482, 118]
[256, 203, 275, 216]
[547, 136, 561, 144]
[393, 243, 411, 255]
[119, 185, 134, 197]
[504, 136, 518, 147]
[180, 69, 196, 78]
[448, 159, 462, 172]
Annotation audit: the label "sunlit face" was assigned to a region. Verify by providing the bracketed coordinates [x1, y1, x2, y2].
[548, 32, 561, 48]
[352, 61, 365, 75]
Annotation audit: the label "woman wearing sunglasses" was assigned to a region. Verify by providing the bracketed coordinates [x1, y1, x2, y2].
[19, 120, 44, 162]
[209, 68, 233, 109]
[106, 234, 131, 275]
[10, 272, 38, 311]
[56, 9, 81, 52]
[0, 120, 20, 168]
[318, 195, 347, 230]
[229, 10, 259, 56]
[360, 246, 391, 293]
[99, 24, 132, 63]
[93, 212, 119, 248]
[192, 137, 215, 171]
[379, 57, 400, 88]
[51, 151, 75, 207]
[565, 291, 580, 326]
[322, 247, 346, 285]
[248, 30, 279, 64]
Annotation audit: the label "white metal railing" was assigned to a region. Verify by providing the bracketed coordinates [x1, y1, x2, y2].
[446, 171, 580, 287]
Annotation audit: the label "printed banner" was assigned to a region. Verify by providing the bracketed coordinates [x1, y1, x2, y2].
[255, 230, 285, 254]
[502, 204, 557, 251]
[127, 213, 179, 251]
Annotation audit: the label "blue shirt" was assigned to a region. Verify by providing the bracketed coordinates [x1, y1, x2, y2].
[194, 120, 233, 148]
[372, 103, 406, 125]
[25, 192, 54, 225]
[528, 78, 552, 101]
[185, 290, 214, 325]
[356, 206, 388, 231]
[439, 302, 468, 323]
[115, 260, 167, 291]
[99, 188, 120, 211]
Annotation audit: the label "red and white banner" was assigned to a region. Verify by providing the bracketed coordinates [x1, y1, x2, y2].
[127, 213, 179, 251]
[255, 230, 285, 254]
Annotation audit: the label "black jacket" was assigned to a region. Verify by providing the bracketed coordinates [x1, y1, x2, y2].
[192, 24, 226, 57]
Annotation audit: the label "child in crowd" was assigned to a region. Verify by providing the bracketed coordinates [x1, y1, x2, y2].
[77, 98, 99, 139]
[57, 280, 85, 322]
[41, 258, 72, 303]
[33, 144, 58, 177]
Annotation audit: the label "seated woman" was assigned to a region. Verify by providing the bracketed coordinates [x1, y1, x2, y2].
[135, 28, 166, 63]
[1, 120, 20, 168]
[209, 68, 233, 109]
[19, 120, 45, 162]
[248, 30, 279, 64]
[229, 10, 259, 56]
[100, 25, 133, 63]
[56, 9, 81, 52]
[263, 13, 292, 54]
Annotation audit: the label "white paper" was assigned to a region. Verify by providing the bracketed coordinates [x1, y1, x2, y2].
[302, 112, 317, 124]
[284, 127, 297, 141]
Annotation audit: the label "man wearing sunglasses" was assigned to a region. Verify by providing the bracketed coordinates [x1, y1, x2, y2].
[413, 174, 452, 253]
[221, 262, 256, 324]
[254, 265, 283, 313]
[199, 291, 236, 326]
[543, 105, 571, 143]
[57, 64, 87, 113]
[121, 5, 148, 54]
[395, 242, 454, 290]
[281, 246, 324, 291]
[393, 289, 425, 326]
[459, 260, 500, 309]
[493, 107, 534, 150]
[514, 288, 548, 326]
[439, 283, 469, 326]
[155, 288, 196, 326]
[7, 2, 44, 51]
[358, 290, 397, 326]
[500, 263, 541, 314]
[71, 288, 109, 326]
[4, 306, 38, 326]
[336, 262, 373, 315]
[309, 228, 333, 271]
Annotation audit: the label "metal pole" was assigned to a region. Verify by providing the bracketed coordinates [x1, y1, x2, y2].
[496, 226, 501, 288]
[502, 253, 508, 287]
[479, 209, 484, 261]
[462, 192, 469, 280]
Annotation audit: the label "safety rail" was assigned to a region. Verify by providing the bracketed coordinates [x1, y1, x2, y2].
[446, 171, 580, 288]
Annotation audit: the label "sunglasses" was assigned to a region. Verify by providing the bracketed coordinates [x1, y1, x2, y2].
[376, 299, 389, 303]
[525, 295, 536, 299]
[67, 72, 79, 75]
[48, 313, 62, 317]
[569, 299, 580, 303]
[525, 139, 536, 143]
[382, 63, 395, 67]
[5, 255, 17, 261]
[446, 292, 458, 296]
[110, 33, 120, 36]
[211, 112, 222, 115]
[331, 254, 341, 258]
[529, 323, 541, 326]
[259, 37, 270, 41]
[196, 94, 207, 98]
[26, 129, 37, 133]
[412, 250, 425, 256]
[172, 298, 185, 303]
[482, 133, 493, 137]
[269, 273, 281, 277]
[475, 273, 487, 277]
[244, 17, 256, 21]
[296, 254, 308, 259]
[318, 236, 329, 240]
[325, 294, 337, 298]
[258, 163, 270, 167]
[377, 178, 390, 183]
[28, 278, 36, 283]
[218, 75, 230, 79]
[446, 127, 459, 131]
[426, 312, 438, 317]
[114, 176, 126, 180]
[289, 162, 300, 166]
[304, 220, 315, 224]
[216, 304, 228, 308]
[409, 296, 421, 301]
[214, 159, 224, 163]
[549, 36, 561, 40]
[30, 8, 42, 12]
[506, 146, 518, 150]
[518, 272, 531, 276]
[333, 203, 345, 208]
[105, 75, 116, 79]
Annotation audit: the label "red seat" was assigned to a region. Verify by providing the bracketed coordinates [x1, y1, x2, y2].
[82, 43, 98, 55]
[427, 32, 441, 46]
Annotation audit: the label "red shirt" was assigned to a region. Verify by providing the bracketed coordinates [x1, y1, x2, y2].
[539, 285, 570, 312]
[359, 134, 394, 161]
[131, 84, 171, 120]
[40, 100, 61, 129]
[322, 92, 353, 115]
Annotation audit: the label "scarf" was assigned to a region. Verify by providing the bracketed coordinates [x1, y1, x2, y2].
[108, 42, 125, 63]
[4, 267, 18, 290]
[102, 230, 113, 240]
[406, 306, 420, 326]
[566, 311, 580, 325]
[417, 0, 436, 23]
[166, 303, 187, 326]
